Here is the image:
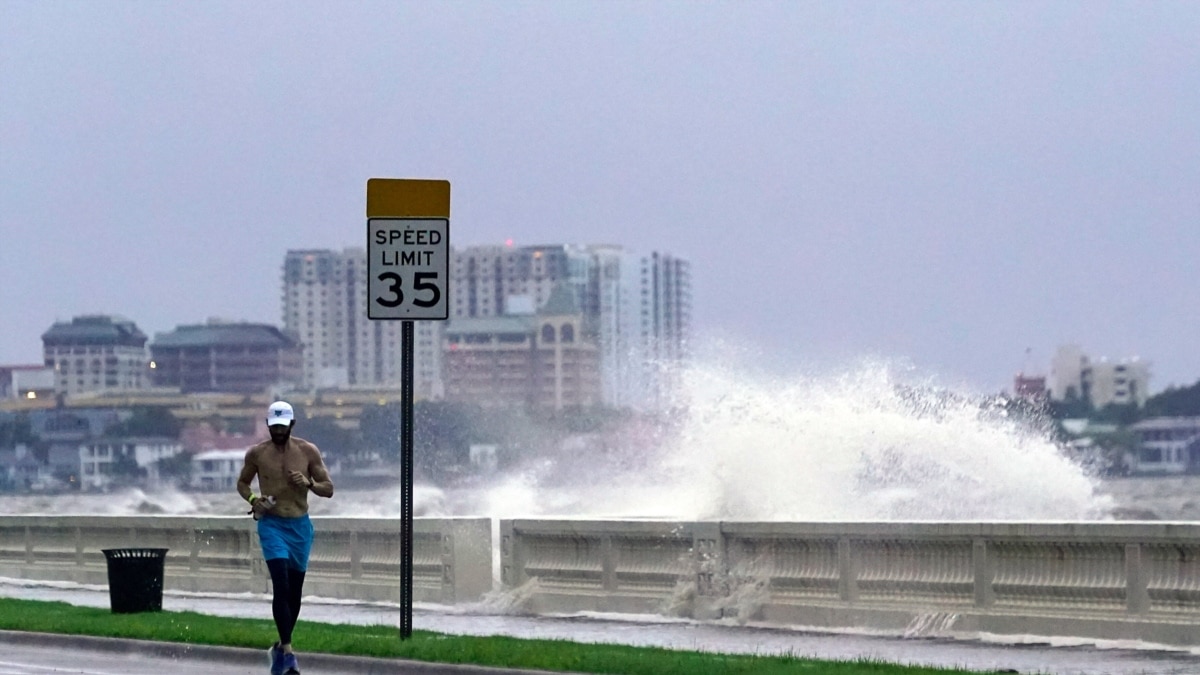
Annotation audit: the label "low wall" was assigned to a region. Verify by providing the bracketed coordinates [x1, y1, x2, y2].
[0, 516, 491, 605]
[6, 516, 1200, 646]
[500, 520, 1200, 646]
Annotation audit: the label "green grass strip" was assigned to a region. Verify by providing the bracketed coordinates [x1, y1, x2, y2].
[0, 598, 1007, 674]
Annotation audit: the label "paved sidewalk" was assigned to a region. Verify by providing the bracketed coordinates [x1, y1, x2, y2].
[0, 629, 577, 675]
[2, 578, 1200, 674]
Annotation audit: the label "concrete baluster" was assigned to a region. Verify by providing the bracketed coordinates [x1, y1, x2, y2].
[441, 531, 455, 604]
[1125, 543, 1149, 615]
[973, 538, 994, 608]
[350, 531, 362, 580]
[838, 537, 858, 603]
[188, 528, 199, 575]
[601, 535, 616, 592]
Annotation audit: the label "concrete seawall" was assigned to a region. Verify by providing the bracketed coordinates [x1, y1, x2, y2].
[0, 515, 492, 605]
[4, 516, 1200, 646]
[501, 519, 1200, 646]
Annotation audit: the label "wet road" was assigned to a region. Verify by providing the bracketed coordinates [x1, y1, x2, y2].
[2, 578, 1199, 674]
[0, 634, 564, 675]
[0, 641, 261, 675]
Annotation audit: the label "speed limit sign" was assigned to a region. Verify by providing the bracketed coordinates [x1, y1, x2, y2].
[367, 218, 449, 319]
[366, 179, 450, 321]
[363, 179, 449, 641]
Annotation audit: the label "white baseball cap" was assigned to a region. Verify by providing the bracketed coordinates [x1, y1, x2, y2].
[266, 401, 295, 426]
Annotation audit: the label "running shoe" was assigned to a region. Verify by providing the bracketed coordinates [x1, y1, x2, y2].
[267, 641, 284, 675]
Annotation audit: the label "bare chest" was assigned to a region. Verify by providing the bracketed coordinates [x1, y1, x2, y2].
[256, 443, 307, 477]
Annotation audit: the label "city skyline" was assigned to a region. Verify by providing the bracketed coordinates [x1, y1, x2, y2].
[23, 241, 692, 411]
[3, 3, 1198, 393]
[2, 234, 1182, 397]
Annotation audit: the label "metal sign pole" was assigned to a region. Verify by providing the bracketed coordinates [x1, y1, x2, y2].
[365, 177, 449, 643]
[400, 319, 414, 639]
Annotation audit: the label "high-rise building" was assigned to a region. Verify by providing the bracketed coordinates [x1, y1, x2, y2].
[451, 244, 691, 410]
[629, 250, 691, 409]
[282, 249, 443, 398]
[41, 315, 149, 398]
[450, 244, 593, 320]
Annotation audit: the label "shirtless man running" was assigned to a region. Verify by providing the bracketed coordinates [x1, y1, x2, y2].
[237, 401, 334, 675]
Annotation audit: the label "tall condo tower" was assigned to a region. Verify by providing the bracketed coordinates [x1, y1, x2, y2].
[451, 243, 690, 410]
[282, 249, 443, 398]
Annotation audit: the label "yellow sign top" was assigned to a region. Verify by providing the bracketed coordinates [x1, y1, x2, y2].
[366, 179, 451, 218]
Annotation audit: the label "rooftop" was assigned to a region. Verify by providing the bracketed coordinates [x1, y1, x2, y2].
[1129, 417, 1200, 431]
[193, 448, 249, 461]
[445, 315, 536, 337]
[152, 323, 298, 349]
[42, 315, 147, 347]
[539, 284, 580, 316]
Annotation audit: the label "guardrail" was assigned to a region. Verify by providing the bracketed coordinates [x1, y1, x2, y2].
[499, 520, 1200, 646]
[5, 516, 1200, 646]
[0, 516, 491, 605]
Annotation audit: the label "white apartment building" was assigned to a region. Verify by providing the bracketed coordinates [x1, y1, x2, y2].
[452, 244, 691, 410]
[1049, 344, 1150, 408]
[1087, 359, 1151, 408]
[41, 315, 149, 398]
[1048, 344, 1088, 401]
[80, 437, 184, 490]
[191, 448, 247, 491]
[282, 249, 443, 398]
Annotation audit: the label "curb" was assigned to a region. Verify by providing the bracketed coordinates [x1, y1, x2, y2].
[0, 629, 584, 675]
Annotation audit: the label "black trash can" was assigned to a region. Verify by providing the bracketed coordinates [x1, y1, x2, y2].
[102, 548, 168, 614]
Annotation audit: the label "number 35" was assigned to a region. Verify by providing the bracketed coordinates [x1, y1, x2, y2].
[376, 272, 440, 308]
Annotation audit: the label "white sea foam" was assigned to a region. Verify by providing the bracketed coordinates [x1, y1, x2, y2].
[0, 347, 1114, 522]
[473, 351, 1112, 521]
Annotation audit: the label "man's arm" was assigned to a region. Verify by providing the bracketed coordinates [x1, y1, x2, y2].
[307, 445, 334, 498]
[236, 449, 259, 503]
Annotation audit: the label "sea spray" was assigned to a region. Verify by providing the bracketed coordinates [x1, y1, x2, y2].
[476, 355, 1113, 521]
[0, 351, 1114, 521]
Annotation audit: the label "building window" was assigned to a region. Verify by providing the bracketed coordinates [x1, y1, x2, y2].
[542, 324, 556, 343]
[561, 324, 574, 343]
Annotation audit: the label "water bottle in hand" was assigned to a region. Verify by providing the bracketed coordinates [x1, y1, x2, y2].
[250, 495, 276, 520]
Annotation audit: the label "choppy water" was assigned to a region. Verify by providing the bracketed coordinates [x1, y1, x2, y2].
[3, 357, 1183, 521]
[0, 473, 1188, 520]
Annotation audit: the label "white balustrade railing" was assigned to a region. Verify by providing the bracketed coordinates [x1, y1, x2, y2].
[5, 516, 1200, 645]
[0, 516, 491, 605]
[500, 520, 1200, 646]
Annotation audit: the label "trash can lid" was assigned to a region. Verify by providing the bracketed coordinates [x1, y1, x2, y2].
[102, 548, 169, 558]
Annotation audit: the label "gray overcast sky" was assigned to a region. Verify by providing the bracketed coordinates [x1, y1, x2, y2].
[2, 2, 1198, 393]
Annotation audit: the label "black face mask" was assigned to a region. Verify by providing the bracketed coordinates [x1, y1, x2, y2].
[268, 423, 293, 446]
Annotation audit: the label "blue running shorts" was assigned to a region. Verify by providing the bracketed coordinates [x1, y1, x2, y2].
[256, 513, 314, 571]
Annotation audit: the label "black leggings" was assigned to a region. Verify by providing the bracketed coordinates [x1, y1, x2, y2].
[266, 558, 306, 645]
